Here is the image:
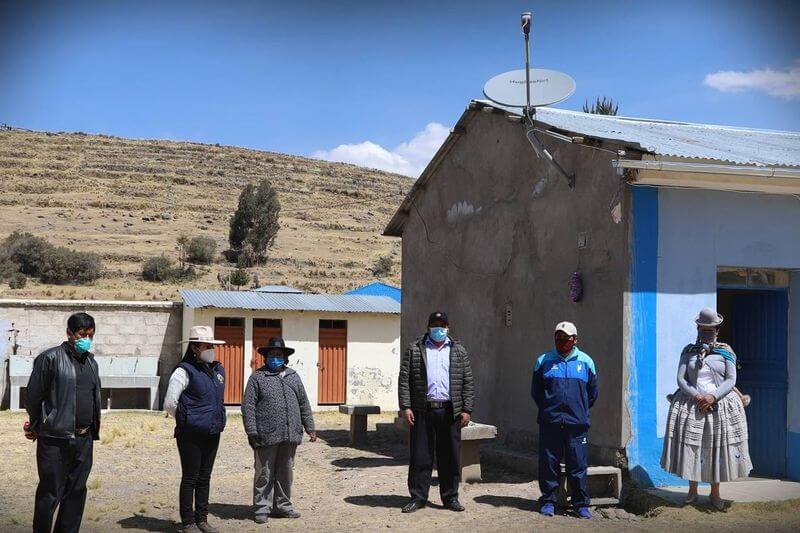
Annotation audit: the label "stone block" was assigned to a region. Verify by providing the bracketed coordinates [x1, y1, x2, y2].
[339, 405, 381, 415]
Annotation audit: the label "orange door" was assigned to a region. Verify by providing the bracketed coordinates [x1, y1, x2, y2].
[317, 320, 347, 405]
[252, 318, 282, 371]
[214, 318, 245, 404]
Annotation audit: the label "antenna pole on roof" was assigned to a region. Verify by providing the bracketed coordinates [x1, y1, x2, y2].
[521, 12, 532, 122]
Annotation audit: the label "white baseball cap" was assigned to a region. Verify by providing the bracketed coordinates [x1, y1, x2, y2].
[554, 321, 578, 337]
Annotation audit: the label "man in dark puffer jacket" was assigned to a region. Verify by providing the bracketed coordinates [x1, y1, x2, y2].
[242, 338, 316, 524]
[398, 311, 474, 514]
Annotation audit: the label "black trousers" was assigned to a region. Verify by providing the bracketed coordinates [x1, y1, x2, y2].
[176, 433, 221, 526]
[33, 434, 94, 533]
[408, 406, 461, 503]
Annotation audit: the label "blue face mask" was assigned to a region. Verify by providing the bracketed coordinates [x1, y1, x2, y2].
[266, 356, 285, 371]
[74, 337, 92, 354]
[429, 327, 448, 343]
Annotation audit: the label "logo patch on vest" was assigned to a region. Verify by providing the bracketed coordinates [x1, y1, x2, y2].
[576, 364, 582, 372]
[217, 374, 225, 383]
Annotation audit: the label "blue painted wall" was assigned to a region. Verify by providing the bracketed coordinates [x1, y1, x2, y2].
[629, 187, 800, 485]
[627, 186, 684, 487]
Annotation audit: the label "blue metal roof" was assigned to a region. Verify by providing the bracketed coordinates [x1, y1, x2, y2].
[180, 289, 400, 314]
[345, 282, 401, 303]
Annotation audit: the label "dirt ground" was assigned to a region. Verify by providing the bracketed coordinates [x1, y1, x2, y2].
[1, 411, 798, 532]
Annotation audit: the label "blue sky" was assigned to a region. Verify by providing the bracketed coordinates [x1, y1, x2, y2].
[1, 0, 798, 176]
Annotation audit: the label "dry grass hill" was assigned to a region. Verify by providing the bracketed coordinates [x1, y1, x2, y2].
[0, 127, 410, 300]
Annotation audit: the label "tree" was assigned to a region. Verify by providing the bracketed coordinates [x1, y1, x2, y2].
[228, 179, 281, 266]
[583, 96, 619, 116]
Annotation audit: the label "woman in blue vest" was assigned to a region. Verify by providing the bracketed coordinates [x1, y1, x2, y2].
[164, 325, 227, 533]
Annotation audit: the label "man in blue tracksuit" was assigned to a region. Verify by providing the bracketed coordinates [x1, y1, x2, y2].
[531, 321, 598, 519]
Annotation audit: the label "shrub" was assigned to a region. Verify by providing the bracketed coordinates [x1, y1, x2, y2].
[38, 247, 102, 284]
[8, 273, 26, 289]
[0, 258, 20, 280]
[371, 255, 394, 277]
[187, 236, 217, 264]
[228, 268, 250, 289]
[0, 231, 53, 277]
[142, 255, 196, 283]
[142, 255, 174, 282]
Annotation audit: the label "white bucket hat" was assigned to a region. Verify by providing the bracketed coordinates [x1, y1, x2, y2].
[180, 325, 226, 345]
[554, 321, 578, 337]
[695, 307, 723, 327]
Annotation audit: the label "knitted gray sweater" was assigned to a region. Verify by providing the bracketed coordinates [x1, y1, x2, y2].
[241, 367, 315, 447]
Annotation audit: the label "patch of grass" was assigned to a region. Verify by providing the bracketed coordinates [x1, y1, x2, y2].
[87, 477, 101, 490]
[125, 438, 137, 448]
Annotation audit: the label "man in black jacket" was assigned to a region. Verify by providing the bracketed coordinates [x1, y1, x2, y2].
[24, 312, 102, 533]
[398, 311, 474, 513]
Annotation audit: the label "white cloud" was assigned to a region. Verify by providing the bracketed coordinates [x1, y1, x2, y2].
[312, 122, 449, 178]
[703, 59, 800, 99]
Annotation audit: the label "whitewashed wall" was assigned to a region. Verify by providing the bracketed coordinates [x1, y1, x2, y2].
[185, 307, 401, 410]
[655, 189, 800, 435]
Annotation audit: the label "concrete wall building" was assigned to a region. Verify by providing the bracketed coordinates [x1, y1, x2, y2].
[180, 287, 401, 410]
[384, 100, 800, 485]
[0, 299, 182, 408]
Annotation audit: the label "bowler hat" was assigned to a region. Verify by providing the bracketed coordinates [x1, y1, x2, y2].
[257, 337, 295, 357]
[695, 307, 723, 327]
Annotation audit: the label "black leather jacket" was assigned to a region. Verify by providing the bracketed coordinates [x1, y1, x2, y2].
[26, 342, 102, 440]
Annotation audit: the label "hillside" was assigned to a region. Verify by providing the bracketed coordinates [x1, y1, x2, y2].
[0, 128, 409, 300]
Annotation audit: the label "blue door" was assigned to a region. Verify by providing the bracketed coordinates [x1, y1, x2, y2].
[719, 289, 788, 478]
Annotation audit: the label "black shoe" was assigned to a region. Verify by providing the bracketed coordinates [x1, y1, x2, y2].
[271, 510, 301, 518]
[444, 499, 465, 512]
[402, 500, 426, 513]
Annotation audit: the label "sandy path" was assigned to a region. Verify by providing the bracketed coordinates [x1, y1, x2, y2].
[1, 411, 798, 532]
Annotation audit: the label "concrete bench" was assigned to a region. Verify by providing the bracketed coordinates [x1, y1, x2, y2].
[559, 465, 622, 506]
[9, 355, 161, 411]
[393, 412, 497, 482]
[339, 404, 381, 444]
[461, 422, 498, 482]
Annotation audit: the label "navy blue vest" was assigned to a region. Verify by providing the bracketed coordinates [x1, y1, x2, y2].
[175, 358, 227, 436]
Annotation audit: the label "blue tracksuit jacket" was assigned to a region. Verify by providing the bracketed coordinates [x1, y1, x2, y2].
[531, 347, 598, 427]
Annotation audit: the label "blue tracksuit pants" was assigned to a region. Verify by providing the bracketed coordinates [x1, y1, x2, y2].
[538, 423, 590, 507]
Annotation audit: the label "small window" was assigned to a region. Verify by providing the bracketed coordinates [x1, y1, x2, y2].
[254, 318, 281, 329]
[214, 317, 244, 327]
[319, 319, 347, 329]
[717, 267, 789, 288]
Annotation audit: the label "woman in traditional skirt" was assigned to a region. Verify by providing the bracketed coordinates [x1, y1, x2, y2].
[661, 307, 752, 510]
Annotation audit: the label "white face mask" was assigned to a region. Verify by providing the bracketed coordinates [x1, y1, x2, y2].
[198, 348, 216, 363]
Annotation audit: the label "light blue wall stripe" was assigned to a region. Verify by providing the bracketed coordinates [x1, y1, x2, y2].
[627, 186, 684, 487]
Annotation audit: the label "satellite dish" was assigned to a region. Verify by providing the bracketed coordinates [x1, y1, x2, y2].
[483, 68, 576, 108]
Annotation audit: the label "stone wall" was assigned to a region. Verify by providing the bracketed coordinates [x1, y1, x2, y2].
[0, 299, 182, 409]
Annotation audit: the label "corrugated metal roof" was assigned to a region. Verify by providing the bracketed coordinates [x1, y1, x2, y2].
[383, 100, 800, 237]
[252, 285, 303, 293]
[180, 289, 400, 314]
[345, 282, 401, 303]
[485, 100, 800, 167]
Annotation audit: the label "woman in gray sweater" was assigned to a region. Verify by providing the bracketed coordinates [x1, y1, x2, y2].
[241, 337, 316, 524]
[661, 308, 752, 510]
